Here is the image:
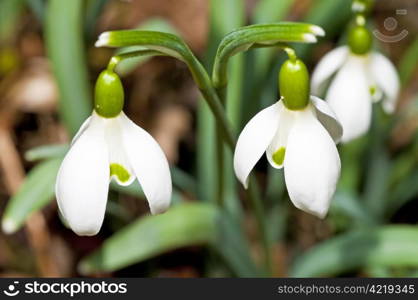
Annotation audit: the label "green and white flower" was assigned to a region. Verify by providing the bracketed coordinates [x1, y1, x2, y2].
[311, 26, 400, 143]
[234, 58, 342, 218]
[56, 70, 172, 236]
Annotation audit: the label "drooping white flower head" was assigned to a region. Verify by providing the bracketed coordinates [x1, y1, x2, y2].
[56, 70, 172, 236]
[234, 58, 342, 218]
[311, 25, 400, 143]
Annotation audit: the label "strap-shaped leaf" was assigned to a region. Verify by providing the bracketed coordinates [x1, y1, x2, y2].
[78, 203, 218, 274]
[25, 144, 69, 161]
[290, 226, 418, 277]
[2, 158, 62, 233]
[212, 22, 324, 88]
[78, 203, 261, 276]
[46, 0, 92, 136]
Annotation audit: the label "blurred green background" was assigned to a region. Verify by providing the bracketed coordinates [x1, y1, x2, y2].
[0, 0, 417, 277]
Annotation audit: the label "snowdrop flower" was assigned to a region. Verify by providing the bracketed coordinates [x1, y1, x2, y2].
[56, 70, 172, 236]
[311, 25, 400, 142]
[234, 57, 342, 218]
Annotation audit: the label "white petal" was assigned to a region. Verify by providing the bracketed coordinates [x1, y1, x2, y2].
[266, 103, 295, 169]
[310, 96, 343, 143]
[370, 52, 400, 113]
[56, 114, 109, 236]
[284, 106, 341, 218]
[311, 46, 349, 96]
[71, 116, 91, 145]
[326, 55, 372, 143]
[119, 113, 172, 214]
[105, 116, 135, 186]
[233, 101, 281, 188]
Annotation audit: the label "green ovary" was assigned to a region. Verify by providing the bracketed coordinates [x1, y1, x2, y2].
[110, 163, 131, 183]
[279, 59, 310, 110]
[272, 147, 286, 166]
[348, 25, 372, 55]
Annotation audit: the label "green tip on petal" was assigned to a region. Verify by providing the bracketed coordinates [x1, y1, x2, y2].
[110, 163, 131, 183]
[369, 85, 376, 96]
[279, 58, 310, 110]
[272, 147, 286, 166]
[348, 25, 372, 55]
[94, 70, 124, 118]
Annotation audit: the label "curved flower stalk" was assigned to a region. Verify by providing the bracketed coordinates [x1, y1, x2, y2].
[56, 69, 172, 236]
[234, 53, 342, 218]
[311, 19, 400, 143]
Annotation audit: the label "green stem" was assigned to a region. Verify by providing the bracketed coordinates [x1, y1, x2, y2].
[106, 50, 166, 72]
[282, 46, 297, 62]
[248, 178, 271, 274]
[212, 44, 299, 274]
[186, 56, 235, 149]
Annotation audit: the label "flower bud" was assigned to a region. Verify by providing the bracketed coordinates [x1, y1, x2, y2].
[279, 58, 310, 110]
[94, 70, 124, 118]
[348, 25, 372, 55]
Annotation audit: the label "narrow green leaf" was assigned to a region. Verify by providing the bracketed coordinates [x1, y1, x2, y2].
[2, 158, 62, 233]
[84, 0, 109, 39]
[253, 0, 293, 24]
[25, 144, 69, 161]
[46, 0, 92, 136]
[79, 202, 260, 276]
[209, 0, 245, 219]
[0, 0, 24, 43]
[110, 180, 184, 207]
[214, 211, 262, 277]
[331, 191, 375, 226]
[26, 0, 45, 23]
[385, 170, 418, 218]
[78, 203, 219, 274]
[290, 226, 418, 277]
[110, 165, 195, 199]
[171, 167, 196, 195]
[399, 38, 418, 86]
[359, 108, 392, 220]
[197, 0, 243, 204]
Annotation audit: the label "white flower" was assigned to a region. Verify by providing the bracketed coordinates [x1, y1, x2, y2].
[56, 111, 172, 236]
[311, 46, 400, 142]
[234, 97, 342, 218]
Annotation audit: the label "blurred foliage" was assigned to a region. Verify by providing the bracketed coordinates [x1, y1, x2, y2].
[0, 0, 417, 278]
[0, 0, 24, 43]
[2, 158, 62, 233]
[45, 0, 92, 136]
[79, 203, 220, 274]
[291, 226, 418, 277]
